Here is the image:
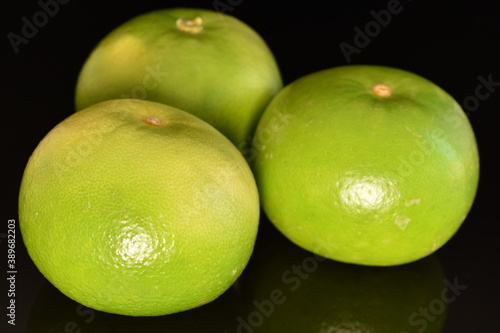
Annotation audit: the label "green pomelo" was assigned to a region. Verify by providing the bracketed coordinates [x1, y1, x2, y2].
[75, 7, 282, 146]
[253, 65, 479, 266]
[19, 99, 260, 316]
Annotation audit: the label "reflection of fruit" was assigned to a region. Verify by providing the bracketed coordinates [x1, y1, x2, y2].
[75, 7, 282, 146]
[238, 223, 447, 332]
[27, 281, 99, 333]
[27, 280, 245, 333]
[19, 99, 260, 316]
[253, 65, 479, 266]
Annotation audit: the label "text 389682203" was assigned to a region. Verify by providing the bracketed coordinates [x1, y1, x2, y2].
[6, 219, 17, 326]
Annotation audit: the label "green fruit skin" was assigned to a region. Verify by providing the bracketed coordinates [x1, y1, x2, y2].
[75, 7, 283, 146]
[18, 99, 260, 316]
[253, 65, 480, 266]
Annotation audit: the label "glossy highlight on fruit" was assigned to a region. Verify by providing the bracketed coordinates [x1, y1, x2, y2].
[75, 7, 283, 146]
[19, 99, 260, 316]
[253, 65, 480, 266]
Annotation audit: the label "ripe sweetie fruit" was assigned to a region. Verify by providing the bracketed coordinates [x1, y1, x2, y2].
[252, 65, 480, 266]
[75, 7, 283, 146]
[18, 99, 260, 316]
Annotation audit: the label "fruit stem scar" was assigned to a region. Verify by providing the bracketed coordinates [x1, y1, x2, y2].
[144, 117, 162, 126]
[176, 17, 203, 34]
[372, 84, 392, 97]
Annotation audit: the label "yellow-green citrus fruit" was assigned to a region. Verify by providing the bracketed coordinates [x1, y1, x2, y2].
[253, 65, 479, 266]
[238, 224, 447, 332]
[19, 99, 260, 316]
[75, 7, 283, 146]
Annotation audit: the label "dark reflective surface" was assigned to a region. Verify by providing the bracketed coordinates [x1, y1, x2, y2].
[4, 1, 498, 332]
[28, 279, 245, 333]
[238, 222, 448, 333]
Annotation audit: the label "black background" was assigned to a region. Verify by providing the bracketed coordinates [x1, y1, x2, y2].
[2, 0, 499, 332]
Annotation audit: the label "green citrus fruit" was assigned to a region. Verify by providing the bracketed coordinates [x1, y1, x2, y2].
[19, 99, 260, 316]
[238, 223, 447, 332]
[75, 7, 282, 146]
[253, 65, 479, 266]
